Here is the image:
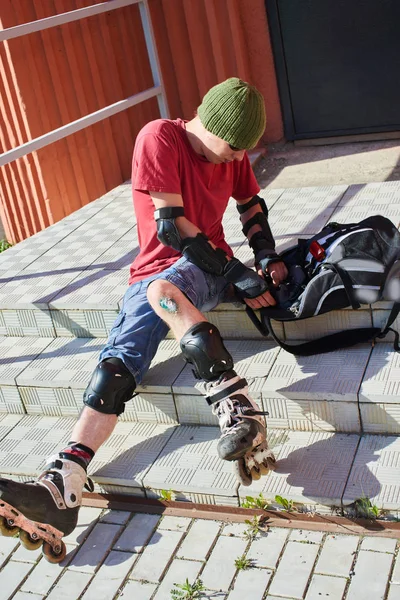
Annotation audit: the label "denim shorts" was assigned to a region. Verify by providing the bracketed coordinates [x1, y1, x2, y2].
[99, 257, 233, 384]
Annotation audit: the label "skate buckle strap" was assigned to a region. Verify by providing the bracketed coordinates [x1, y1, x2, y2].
[206, 378, 248, 406]
[84, 478, 94, 493]
[242, 407, 269, 417]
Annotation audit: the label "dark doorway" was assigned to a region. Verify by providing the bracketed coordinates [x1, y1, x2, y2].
[266, 0, 400, 140]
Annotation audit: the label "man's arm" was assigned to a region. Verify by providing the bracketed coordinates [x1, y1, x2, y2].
[151, 191, 276, 308]
[236, 195, 288, 286]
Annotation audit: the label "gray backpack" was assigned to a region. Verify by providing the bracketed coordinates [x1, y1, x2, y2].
[247, 215, 400, 355]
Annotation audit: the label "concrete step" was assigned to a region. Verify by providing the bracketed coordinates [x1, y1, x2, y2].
[0, 413, 400, 516]
[0, 335, 399, 436]
[0, 181, 399, 341]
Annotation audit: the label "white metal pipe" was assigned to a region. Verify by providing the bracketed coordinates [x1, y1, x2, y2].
[0, 86, 161, 167]
[0, 0, 141, 42]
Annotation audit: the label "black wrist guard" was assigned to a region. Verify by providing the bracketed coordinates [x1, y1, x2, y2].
[223, 258, 269, 299]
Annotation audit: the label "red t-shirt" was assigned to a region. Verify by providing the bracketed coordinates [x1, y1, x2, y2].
[129, 118, 260, 284]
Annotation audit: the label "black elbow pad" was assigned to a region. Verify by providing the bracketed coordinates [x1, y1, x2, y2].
[154, 207, 185, 251]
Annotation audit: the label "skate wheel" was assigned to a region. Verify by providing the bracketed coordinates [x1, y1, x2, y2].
[42, 540, 67, 564]
[250, 466, 262, 480]
[0, 516, 19, 537]
[19, 529, 43, 551]
[233, 458, 252, 486]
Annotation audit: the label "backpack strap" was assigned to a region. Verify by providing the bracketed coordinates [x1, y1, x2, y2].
[245, 304, 400, 356]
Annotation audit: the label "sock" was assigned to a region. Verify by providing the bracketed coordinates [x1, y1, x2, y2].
[59, 441, 95, 470]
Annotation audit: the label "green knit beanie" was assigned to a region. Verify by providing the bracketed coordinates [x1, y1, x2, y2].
[197, 77, 266, 150]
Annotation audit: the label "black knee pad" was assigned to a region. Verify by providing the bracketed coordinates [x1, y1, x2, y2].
[83, 357, 136, 416]
[180, 322, 234, 382]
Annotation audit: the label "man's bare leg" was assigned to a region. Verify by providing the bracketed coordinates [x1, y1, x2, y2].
[70, 409, 117, 453]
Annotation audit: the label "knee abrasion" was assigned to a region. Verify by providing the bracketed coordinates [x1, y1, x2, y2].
[180, 322, 234, 382]
[83, 357, 136, 416]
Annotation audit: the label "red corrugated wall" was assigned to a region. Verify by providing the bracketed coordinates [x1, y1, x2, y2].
[0, 0, 282, 244]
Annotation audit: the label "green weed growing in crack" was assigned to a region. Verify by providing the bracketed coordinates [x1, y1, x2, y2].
[0, 240, 11, 253]
[234, 554, 255, 570]
[244, 515, 268, 540]
[241, 493, 271, 510]
[170, 578, 205, 599]
[353, 496, 381, 519]
[159, 489, 175, 501]
[274, 494, 295, 512]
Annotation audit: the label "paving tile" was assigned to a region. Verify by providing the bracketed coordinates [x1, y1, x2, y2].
[113, 513, 161, 553]
[0, 560, 33, 600]
[227, 567, 273, 599]
[0, 535, 20, 568]
[13, 593, 44, 600]
[221, 522, 249, 537]
[204, 308, 284, 341]
[49, 269, 129, 311]
[387, 585, 400, 600]
[262, 345, 371, 402]
[89, 228, 139, 271]
[391, 552, 400, 584]
[81, 550, 138, 600]
[176, 519, 221, 561]
[360, 536, 397, 553]
[98, 510, 131, 526]
[305, 573, 347, 600]
[330, 200, 400, 227]
[289, 529, 324, 544]
[314, 534, 359, 577]
[267, 540, 320, 599]
[118, 579, 157, 599]
[200, 535, 248, 591]
[0, 415, 78, 475]
[46, 570, 93, 600]
[346, 550, 394, 600]
[246, 527, 289, 568]
[372, 310, 400, 344]
[359, 344, 400, 403]
[128, 529, 185, 583]
[157, 516, 191, 531]
[284, 308, 373, 343]
[0, 310, 55, 337]
[360, 403, 400, 434]
[242, 430, 359, 507]
[343, 435, 400, 509]
[21, 543, 78, 595]
[51, 309, 119, 338]
[68, 522, 123, 573]
[63, 507, 103, 546]
[89, 422, 176, 489]
[338, 181, 400, 207]
[137, 339, 186, 395]
[0, 336, 53, 388]
[153, 558, 202, 600]
[143, 426, 239, 500]
[12, 542, 43, 563]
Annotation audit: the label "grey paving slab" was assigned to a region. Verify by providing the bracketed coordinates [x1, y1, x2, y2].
[227, 567, 273, 600]
[360, 403, 400, 434]
[68, 522, 123, 574]
[360, 536, 397, 553]
[88, 227, 139, 271]
[20, 544, 78, 595]
[241, 430, 359, 509]
[200, 535, 248, 591]
[153, 558, 203, 600]
[246, 527, 289, 568]
[0, 415, 77, 475]
[267, 540, 320, 599]
[122, 392, 178, 425]
[0, 336, 54, 387]
[176, 519, 221, 561]
[346, 549, 394, 600]
[119, 579, 157, 599]
[0, 536, 20, 569]
[387, 585, 400, 600]
[99, 509, 131, 526]
[359, 344, 400, 403]
[128, 529, 185, 583]
[51, 309, 119, 338]
[314, 534, 359, 577]
[0, 560, 34, 600]
[89, 422, 176, 489]
[63, 507, 103, 546]
[343, 434, 400, 509]
[289, 529, 324, 543]
[373, 309, 400, 344]
[138, 339, 186, 395]
[157, 515, 191, 531]
[305, 574, 347, 600]
[113, 513, 161, 553]
[46, 570, 93, 600]
[270, 185, 347, 209]
[204, 307, 284, 341]
[0, 310, 55, 337]
[49, 269, 128, 310]
[81, 550, 137, 600]
[391, 552, 400, 584]
[13, 593, 44, 600]
[143, 426, 239, 501]
[329, 202, 400, 227]
[339, 181, 400, 207]
[15, 337, 104, 389]
[221, 522, 249, 537]
[262, 344, 371, 402]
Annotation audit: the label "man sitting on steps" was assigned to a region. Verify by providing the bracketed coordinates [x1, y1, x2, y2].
[0, 78, 287, 540]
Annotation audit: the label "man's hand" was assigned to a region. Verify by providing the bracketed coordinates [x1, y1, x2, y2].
[257, 258, 288, 287]
[244, 288, 276, 309]
[223, 258, 277, 308]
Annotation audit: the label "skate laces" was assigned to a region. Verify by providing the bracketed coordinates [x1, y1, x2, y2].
[212, 397, 266, 434]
